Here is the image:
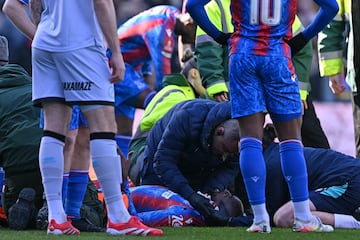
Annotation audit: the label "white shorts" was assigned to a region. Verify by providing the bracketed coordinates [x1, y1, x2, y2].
[32, 46, 115, 107]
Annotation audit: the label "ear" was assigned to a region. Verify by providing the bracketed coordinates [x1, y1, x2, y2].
[215, 126, 225, 136]
[189, 68, 199, 79]
[223, 189, 231, 197]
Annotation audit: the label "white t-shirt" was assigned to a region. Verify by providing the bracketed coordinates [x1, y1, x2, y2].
[32, 0, 103, 52]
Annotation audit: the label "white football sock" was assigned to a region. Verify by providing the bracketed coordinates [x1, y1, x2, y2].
[90, 139, 130, 223]
[293, 200, 312, 222]
[252, 203, 270, 224]
[39, 136, 66, 223]
[335, 214, 360, 229]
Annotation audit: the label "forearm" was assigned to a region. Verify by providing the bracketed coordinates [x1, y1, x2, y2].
[93, 0, 120, 55]
[196, 41, 227, 87]
[186, 0, 221, 40]
[153, 160, 195, 199]
[317, 17, 346, 77]
[302, 0, 339, 40]
[29, 0, 43, 26]
[3, 0, 36, 40]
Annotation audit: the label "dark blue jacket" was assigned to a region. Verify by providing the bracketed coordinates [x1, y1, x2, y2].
[237, 142, 360, 219]
[140, 99, 239, 199]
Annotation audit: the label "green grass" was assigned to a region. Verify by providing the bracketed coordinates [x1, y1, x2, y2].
[0, 227, 359, 240]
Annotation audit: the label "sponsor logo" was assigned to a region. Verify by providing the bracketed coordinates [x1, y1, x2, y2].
[63, 81, 93, 91]
[251, 176, 260, 182]
[169, 215, 185, 227]
[161, 190, 176, 199]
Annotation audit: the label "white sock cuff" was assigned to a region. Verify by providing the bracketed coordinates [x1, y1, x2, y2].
[334, 213, 360, 229]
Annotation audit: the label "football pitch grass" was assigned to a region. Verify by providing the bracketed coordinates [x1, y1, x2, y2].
[1, 226, 359, 240]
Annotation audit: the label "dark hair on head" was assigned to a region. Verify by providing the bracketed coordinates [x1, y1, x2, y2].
[180, 56, 197, 77]
[223, 119, 240, 142]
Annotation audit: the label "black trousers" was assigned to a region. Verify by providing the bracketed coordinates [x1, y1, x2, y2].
[301, 95, 330, 149]
[352, 93, 360, 157]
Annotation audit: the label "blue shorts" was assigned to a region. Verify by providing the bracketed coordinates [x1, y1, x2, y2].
[229, 53, 302, 122]
[40, 105, 88, 130]
[309, 174, 360, 215]
[114, 63, 150, 119]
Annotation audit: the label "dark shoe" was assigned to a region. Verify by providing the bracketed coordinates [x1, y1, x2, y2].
[36, 201, 48, 230]
[353, 207, 360, 221]
[8, 188, 36, 230]
[71, 218, 105, 232]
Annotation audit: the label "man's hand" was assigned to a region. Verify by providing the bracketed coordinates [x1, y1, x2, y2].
[109, 52, 125, 84]
[329, 74, 346, 94]
[188, 192, 215, 218]
[213, 92, 229, 102]
[286, 32, 308, 57]
[188, 192, 229, 226]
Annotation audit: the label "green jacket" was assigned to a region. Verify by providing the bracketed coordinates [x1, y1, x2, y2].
[292, 16, 313, 100]
[318, 0, 356, 92]
[195, 0, 312, 101]
[0, 64, 42, 175]
[195, 0, 233, 100]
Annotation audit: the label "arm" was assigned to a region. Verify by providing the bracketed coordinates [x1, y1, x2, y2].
[317, 0, 347, 94]
[186, 0, 229, 44]
[3, 0, 36, 40]
[152, 113, 229, 225]
[302, 0, 339, 40]
[292, 15, 312, 95]
[195, 0, 232, 102]
[292, 41, 312, 109]
[152, 109, 195, 198]
[292, 16, 313, 108]
[287, 0, 339, 56]
[178, 1, 196, 67]
[93, 0, 125, 83]
[145, 31, 172, 91]
[29, 0, 42, 26]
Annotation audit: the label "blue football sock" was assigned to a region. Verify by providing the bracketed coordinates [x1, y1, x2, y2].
[116, 135, 132, 156]
[62, 173, 69, 205]
[239, 137, 266, 205]
[65, 170, 89, 220]
[279, 140, 309, 202]
[122, 180, 138, 216]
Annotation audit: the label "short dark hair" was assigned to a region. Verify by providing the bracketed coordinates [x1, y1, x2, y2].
[223, 119, 240, 142]
[180, 56, 197, 78]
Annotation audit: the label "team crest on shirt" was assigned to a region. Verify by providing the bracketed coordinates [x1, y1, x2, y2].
[166, 28, 172, 37]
